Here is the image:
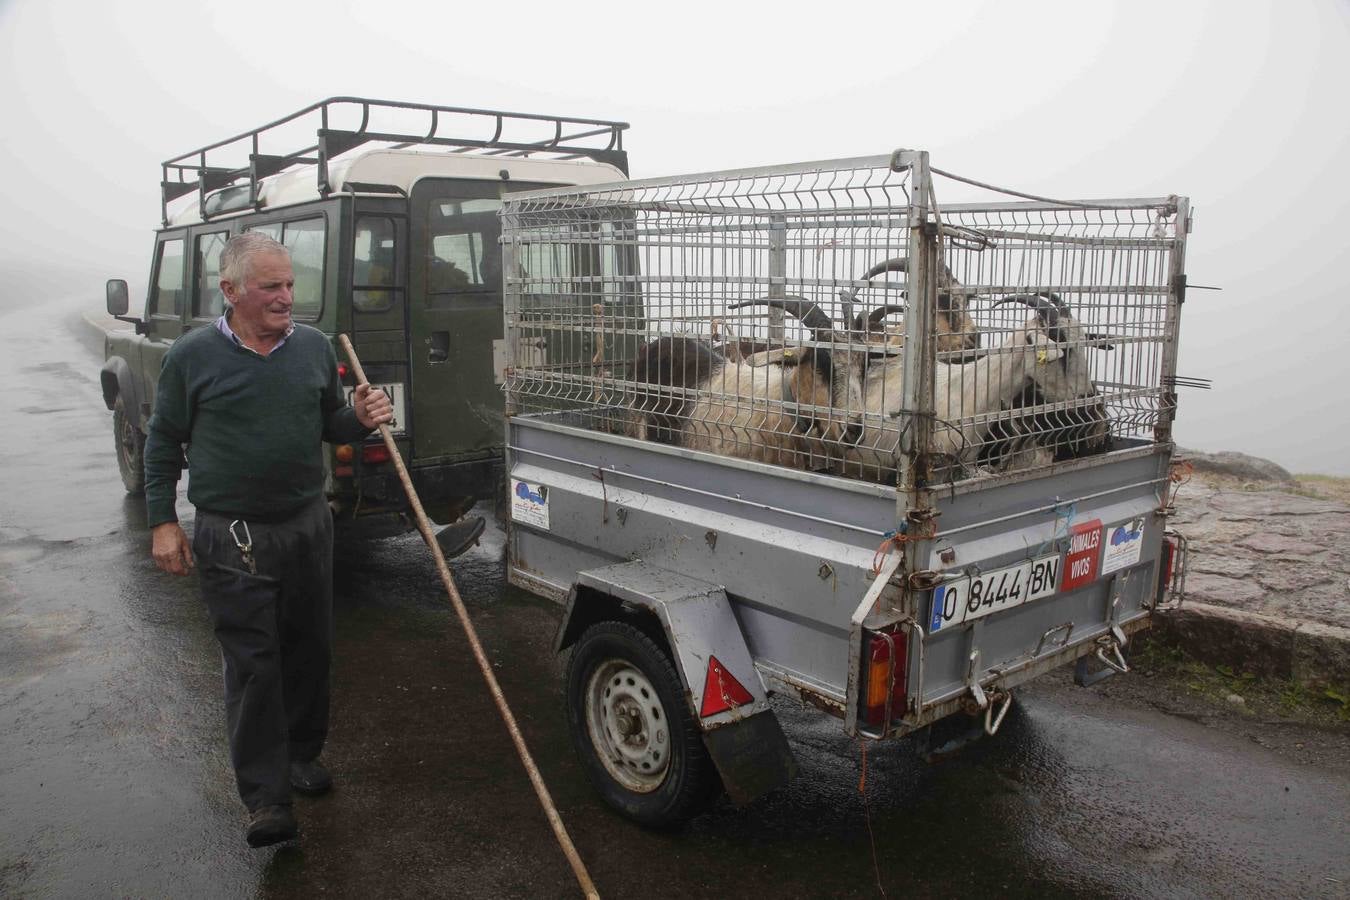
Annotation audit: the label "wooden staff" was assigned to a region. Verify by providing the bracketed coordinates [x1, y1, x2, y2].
[337, 334, 599, 900]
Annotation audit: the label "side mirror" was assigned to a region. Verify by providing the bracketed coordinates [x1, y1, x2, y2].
[106, 279, 130, 316]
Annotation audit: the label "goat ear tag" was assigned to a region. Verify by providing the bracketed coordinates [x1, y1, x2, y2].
[1036, 349, 1049, 365]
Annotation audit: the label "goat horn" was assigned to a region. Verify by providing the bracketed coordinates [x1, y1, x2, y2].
[729, 295, 835, 338]
[991, 293, 1066, 342]
[991, 293, 1060, 326]
[858, 256, 957, 284]
[855, 304, 907, 333]
[837, 288, 857, 331]
[859, 257, 911, 280]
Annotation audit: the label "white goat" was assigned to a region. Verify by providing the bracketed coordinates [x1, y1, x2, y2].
[627, 297, 866, 468]
[840, 316, 1066, 480]
[976, 293, 1115, 473]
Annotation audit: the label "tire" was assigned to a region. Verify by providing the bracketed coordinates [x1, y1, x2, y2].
[565, 621, 719, 827]
[113, 395, 146, 494]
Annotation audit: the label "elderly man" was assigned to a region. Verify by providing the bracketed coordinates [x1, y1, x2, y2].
[144, 232, 391, 847]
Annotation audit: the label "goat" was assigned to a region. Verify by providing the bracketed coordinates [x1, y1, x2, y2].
[626, 297, 866, 468]
[840, 309, 1068, 482]
[839, 257, 981, 356]
[975, 293, 1115, 473]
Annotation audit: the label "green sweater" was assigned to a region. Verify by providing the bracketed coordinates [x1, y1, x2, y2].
[144, 324, 370, 527]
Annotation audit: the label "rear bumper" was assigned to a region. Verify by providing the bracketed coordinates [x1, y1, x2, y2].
[894, 611, 1153, 736]
[330, 453, 503, 524]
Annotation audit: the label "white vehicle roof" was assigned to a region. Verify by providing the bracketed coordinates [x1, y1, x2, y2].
[166, 148, 627, 228]
[159, 98, 630, 229]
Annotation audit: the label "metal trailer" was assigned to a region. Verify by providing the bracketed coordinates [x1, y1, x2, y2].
[499, 151, 1191, 826]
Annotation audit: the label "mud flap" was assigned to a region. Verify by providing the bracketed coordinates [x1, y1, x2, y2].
[563, 559, 798, 805]
[701, 710, 798, 806]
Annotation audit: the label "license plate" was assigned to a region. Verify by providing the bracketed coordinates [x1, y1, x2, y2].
[928, 554, 1061, 633]
[346, 382, 407, 434]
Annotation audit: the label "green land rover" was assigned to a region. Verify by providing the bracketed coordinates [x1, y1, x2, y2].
[101, 97, 629, 538]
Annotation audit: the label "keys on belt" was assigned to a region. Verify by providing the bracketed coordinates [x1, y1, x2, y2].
[228, 519, 257, 575]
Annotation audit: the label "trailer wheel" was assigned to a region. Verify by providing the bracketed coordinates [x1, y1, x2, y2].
[113, 396, 145, 494]
[566, 621, 717, 827]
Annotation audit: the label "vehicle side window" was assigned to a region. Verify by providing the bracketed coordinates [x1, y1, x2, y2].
[149, 238, 185, 318]
[246, 218, 325, 320]
[193, 231, 229, 319]
[428, 199, 502, 296]
[281, 218, 325, 320]
[518, 237, 573, 285]
[354, 216, 402, 313]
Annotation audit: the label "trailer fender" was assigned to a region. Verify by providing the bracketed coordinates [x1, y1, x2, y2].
[557, 559, 797, 805]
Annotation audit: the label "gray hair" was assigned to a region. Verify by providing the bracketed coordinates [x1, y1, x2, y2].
[220, 232, 289, 286]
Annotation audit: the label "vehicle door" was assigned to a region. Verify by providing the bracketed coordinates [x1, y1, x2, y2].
[140, 231, 189, 410]
[186, 226, 232, 333]
[408, 179, 519, 462]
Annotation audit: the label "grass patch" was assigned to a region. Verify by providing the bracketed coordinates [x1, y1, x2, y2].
[1129, 637, 1350, 726]
[1291, 473, 1350, 503]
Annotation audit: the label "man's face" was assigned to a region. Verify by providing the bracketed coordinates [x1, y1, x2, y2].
[222, 251, 294, 337]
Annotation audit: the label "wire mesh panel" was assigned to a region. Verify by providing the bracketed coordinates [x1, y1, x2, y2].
[502, 154, 1186, 488]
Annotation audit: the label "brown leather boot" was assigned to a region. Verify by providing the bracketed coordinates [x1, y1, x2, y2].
[246, 805, 298, 848]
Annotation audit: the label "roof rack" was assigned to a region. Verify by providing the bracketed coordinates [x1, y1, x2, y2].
[160, 96, 630, 225]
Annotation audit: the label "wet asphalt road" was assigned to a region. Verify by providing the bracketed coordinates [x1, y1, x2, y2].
[2, 295, 1348, 899]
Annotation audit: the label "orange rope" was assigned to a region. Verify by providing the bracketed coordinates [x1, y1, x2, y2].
[871, 521, 938, 576]
[858, 739, 886, 897]
[1167, 459, 1194, 508]
[858, 738, 868, 793]
[872, 533, 907, 576]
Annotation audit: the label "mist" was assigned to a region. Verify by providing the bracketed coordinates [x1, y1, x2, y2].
[3, 0, 1347, 473]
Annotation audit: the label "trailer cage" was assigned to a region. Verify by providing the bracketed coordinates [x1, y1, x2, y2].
[499, 150, 1191, 824]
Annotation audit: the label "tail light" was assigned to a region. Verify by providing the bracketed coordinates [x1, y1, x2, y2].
[362, 444, 391, 465]
[334, 444, 355, 462]
[1156, 532, 1184, 605]
[337, 362, 351, 383]
[862, 624, 910, 727]
[1160, 537, 1176, 588]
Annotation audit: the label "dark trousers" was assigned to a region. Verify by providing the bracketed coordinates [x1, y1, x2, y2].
[192, 500, 334, 811]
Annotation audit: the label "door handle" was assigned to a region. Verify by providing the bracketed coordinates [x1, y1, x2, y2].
[428, 331, 449, 364]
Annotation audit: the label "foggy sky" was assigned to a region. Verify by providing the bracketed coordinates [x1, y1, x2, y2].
[3, 0, 1347, 473]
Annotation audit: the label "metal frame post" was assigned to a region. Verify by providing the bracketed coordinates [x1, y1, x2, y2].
[501, 213, 522, 419]
[1156, 197, 1190, 444]
[896, 153, 940, 723]
[899, 152, 936, 523]
[767, 213, 787, 343]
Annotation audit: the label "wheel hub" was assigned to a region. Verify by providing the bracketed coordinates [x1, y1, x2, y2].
[584, 659, 671, 793]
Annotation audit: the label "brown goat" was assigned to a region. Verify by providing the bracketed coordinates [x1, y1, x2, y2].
[842, 257, 981, 355]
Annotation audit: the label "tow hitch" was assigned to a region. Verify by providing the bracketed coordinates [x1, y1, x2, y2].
[1074, 629, 1130, 687]
[960, 650, 1014, 737]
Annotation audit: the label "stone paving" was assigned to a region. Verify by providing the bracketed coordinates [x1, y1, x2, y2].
[1160, 451, 1350, 687]
[1171, 476, 1350, 630]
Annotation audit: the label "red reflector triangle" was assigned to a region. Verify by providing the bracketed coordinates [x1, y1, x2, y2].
[700, 655, 755, 717]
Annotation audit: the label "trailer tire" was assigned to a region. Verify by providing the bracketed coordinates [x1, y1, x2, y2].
[113, 395, 146, 495]
[566, 621, 718, 827]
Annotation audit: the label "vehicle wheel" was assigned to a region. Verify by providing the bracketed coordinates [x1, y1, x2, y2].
[565, 621, 719, 827]
[113, 395, 146, 494]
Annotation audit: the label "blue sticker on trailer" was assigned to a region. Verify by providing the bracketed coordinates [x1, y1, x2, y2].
[930, 586, 949, 633]
[1110, 522, 1143, 545]
[515, 481, 546, 504]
